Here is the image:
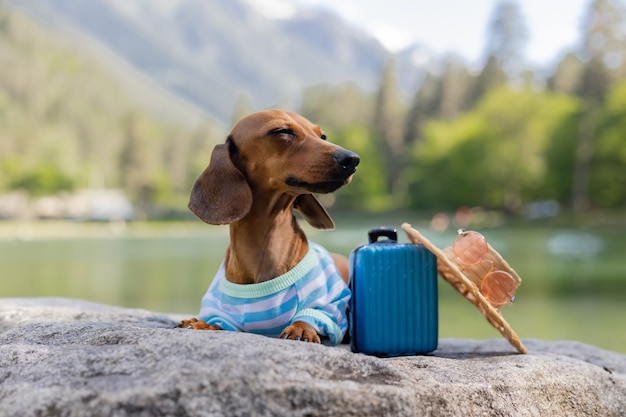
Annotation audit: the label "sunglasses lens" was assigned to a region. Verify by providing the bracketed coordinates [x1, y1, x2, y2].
[453, 231, 488, 265]
[480, 270, 517, 306]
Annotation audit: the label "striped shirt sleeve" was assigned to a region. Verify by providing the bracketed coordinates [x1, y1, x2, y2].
[291, 243, 351, 345]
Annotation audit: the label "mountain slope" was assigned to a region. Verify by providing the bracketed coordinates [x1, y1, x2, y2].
[0, 4, 219, 207]
[7, 0, 430, 122]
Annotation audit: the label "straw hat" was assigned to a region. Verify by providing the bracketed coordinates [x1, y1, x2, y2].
[401, 223, 527, 354]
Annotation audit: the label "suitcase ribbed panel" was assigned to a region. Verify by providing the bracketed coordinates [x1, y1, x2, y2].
[350, 242, 438, 356]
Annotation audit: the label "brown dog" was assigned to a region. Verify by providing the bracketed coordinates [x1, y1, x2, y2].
[179, 110, 359, 344]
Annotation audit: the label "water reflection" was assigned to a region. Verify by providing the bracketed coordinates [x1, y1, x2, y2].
[1, 222, 624, 353]
[546, 232, 604, 260]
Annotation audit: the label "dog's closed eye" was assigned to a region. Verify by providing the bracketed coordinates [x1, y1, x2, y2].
[269, 128, 297, 138]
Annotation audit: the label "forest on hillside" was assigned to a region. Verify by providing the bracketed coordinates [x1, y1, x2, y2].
[0, 5, 221, 218]
[1, 0, 625, 219]
[301, 0, 626, 216]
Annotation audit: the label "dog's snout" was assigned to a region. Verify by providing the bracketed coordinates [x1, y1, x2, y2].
[333, 150, 360, 173]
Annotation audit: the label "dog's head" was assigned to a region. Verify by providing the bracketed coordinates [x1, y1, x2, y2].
[189, 110, 359, 230]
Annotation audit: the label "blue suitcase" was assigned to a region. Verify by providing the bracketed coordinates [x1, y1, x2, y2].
[349, 227, 438, 356]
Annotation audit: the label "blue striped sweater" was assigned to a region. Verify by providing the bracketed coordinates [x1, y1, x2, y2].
[198, 242, 351, 345]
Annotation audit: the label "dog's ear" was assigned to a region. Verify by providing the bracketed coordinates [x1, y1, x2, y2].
[294, 194, 335, 230]
[189, 143, 252, 224]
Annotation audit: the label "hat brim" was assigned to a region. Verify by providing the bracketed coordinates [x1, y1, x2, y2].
[402, 223, 527, 354]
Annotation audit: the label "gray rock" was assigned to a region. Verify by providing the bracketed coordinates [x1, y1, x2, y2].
[0, 297, 624, 417]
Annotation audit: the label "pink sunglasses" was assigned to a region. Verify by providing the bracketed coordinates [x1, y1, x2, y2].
[452, 230, 519, 307]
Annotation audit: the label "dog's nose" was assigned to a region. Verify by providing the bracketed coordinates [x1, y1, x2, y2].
[333, 150, 360, 173]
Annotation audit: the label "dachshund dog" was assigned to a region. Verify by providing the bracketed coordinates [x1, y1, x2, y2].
[178, 110, 359, 345]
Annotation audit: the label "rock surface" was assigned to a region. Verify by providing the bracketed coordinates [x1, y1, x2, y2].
[0, 297, 624, 417]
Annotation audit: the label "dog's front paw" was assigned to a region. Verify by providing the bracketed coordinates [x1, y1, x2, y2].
[178, 318, 221, 330]
[279, 321, 321, 343]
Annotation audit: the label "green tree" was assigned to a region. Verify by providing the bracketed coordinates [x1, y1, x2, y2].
[163, 126, 193, 195]
[544, 108, 583, 205]
[404, 71, 441, 145]
[437, 57, 474, 119]
[469, 0, 528, 105]
[407, 87, 579, 213]
[470, 55, 508, 106]
[589, 80, 626, 207]
[373, 59, 406, 200]
[119, 112, 161, 217]
[300, 82, 373, 131]
[188, 123, 221, 188]
[404, 57, 473, 154]
[483, 0, 529, 79]
[572, 0, 626, 212]
[9, 164, 75, 196]
[548, 52, 585, 95]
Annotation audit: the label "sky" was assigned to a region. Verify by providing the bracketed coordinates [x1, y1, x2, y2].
[295, 0, 595, 67]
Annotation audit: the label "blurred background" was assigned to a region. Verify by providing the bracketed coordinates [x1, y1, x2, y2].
[0, 0, 624, 353]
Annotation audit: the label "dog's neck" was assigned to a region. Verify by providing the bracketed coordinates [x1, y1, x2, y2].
[224, 194, 309, 285]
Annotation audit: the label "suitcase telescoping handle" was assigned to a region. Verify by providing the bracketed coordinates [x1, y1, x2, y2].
[368, 227, 398, 244]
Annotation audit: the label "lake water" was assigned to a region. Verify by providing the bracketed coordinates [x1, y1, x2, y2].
[1, 219, 624, 353]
